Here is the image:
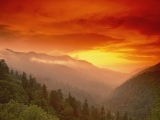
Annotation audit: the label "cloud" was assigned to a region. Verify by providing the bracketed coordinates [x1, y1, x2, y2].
[0, 24, 22, 38]
[0, 0, 159, 36]
[123, 15, 160, 35]
[30, 57, 67, 65]
[21, 33, 124, 53]
[0, 0, 159, 65]
[40, 11, 160, 36]
[30, 57, 78, 67]
[0, 24, 12, 36]
[116, 39, 160, 62]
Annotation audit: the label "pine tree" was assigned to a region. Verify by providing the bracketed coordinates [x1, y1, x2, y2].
[116, 111, 120, 120]
[29, 75, 34, 88]
[123, 112, 128, 120]
[82, 99, 89, 116]
[81, 99, 90, 120]
[106, 110, 112, 119]
[22, 72, 28, 89]
[0, 59, 9, 80]
[42, 84, 48, 100]
[101, 106, 105, 120]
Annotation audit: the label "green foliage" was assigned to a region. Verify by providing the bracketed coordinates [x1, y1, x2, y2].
[22, 72, 28, 89]
[0, 99, 59, 120]
[107, 64, 160, 120]
[19, 105, 59, 120]
[42, 84, 48, 100]
[0, 99, 26, 120]
[0, 59, 132, 120]
[145, 87, 160, 120]
[0, 79, 28, 104]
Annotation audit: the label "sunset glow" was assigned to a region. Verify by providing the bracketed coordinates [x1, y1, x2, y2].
[70, 50, 131, 65]
[0, 0, 160, 72]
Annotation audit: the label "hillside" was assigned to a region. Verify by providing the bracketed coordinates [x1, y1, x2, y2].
[0, 49, 130, 103]
[106, 63, 160, 120]
[0, 59, 132, 120]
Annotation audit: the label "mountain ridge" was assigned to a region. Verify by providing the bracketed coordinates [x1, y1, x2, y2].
[106, 62, 160, 120]
[0, 48, 130, 103]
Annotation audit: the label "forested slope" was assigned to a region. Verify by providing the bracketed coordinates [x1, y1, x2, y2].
[0, 59, 131, 120]
[106, 63, 160, 120]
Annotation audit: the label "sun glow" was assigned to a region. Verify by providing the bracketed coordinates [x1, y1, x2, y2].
[70, 50, 132, 67]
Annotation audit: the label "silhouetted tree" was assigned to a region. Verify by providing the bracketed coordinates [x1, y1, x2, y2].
[0, 59, 9, 80]
[22, 72, 28, 89]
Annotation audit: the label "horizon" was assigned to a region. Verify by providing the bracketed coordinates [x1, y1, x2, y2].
[0, 48, 157, 73]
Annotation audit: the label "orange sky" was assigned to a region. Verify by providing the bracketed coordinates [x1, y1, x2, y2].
[0, 0, 160, 72]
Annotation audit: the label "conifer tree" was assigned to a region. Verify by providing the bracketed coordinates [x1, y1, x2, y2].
[42, 84, 48, 100]
[101, 106, 105, 120]
[22, 72, 28, 89]
[0, 59, 9, 80]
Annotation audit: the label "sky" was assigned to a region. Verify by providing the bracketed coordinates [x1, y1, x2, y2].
[0, 0, 160, 72]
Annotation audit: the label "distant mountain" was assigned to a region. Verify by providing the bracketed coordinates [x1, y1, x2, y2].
[129, 66, 148, 75]
[0, 49, 130, 103]
[105, 62, 160, 120]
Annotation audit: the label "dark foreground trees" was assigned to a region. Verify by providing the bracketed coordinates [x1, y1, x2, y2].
[0, 59, 134, 120]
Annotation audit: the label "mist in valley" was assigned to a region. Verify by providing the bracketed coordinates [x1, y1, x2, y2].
[1, 49, 160, 120]
[0, 48, 131, 103]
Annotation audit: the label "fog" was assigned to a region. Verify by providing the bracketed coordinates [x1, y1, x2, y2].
[0, 49, 132, 103]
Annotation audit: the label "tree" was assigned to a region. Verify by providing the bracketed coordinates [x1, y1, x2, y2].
[66, 93, 79, 118]
[10, 69, 14, 74]
[0, 59, 9, 80]
[106, 110, 112, 120]
[19, 105, 58, 120]
[91, 105, 100, 120]
[28, 75, 37, 89]
[42, 84, 48, 100]
[116, 111, 120, 120]
[0, 99, 26, 120]
[82, 99, 89, 116]
[123, 112, 128, 120]
[15, 71, 21, 79]
[49, 89, 64, 112]
[0, 99, 59, 120]
[147, 88, 160, 120]
[22, 72, 28, 89]
[101, 106, 105, 120]
[81, 99, 90, 120]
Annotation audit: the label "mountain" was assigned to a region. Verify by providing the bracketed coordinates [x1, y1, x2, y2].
[129, 67, 148, 75]
[1, 58, 131, 120]
[105, 62, 160, 120]
[0, 49, 130, 103]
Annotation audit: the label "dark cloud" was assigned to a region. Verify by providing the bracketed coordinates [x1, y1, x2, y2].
[0, 24, 13, 36]
[123, 14, 160, 35]
[44, 10, 160, 35]
[0, 0, 159, 36]
[70, 16, 125, 29]
[0, 24, 22, 42]
[26, 33, 125, 52]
